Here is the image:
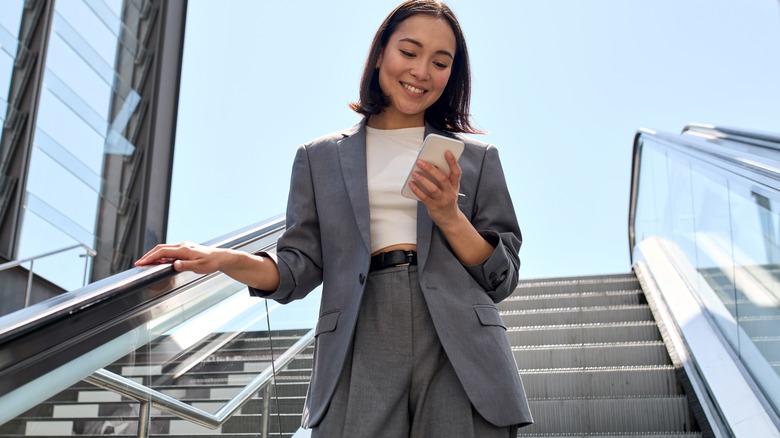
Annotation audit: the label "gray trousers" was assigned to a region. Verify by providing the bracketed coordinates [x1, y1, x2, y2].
[311, 266, 518, 438]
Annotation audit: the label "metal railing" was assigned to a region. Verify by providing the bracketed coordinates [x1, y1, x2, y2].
[84, 329, 315, 438]
[0, 215, 316, 436]
[0, 242, 96, 307]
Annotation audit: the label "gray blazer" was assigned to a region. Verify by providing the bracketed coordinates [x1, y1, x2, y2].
[251, 118, 532, 428]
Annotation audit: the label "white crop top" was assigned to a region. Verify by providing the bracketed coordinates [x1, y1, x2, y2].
[366, 126, 423, 254]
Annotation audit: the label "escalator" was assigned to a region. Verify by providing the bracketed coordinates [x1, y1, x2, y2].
[506, 273, 703, 436]
[1, 124, 780, 437]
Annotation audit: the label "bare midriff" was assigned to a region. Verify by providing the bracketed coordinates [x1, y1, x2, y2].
[372, 244, 417, 256]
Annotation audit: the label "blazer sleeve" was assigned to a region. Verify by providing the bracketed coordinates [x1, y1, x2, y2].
[248, 145, 324, 304]
[462, 144, 522, 303]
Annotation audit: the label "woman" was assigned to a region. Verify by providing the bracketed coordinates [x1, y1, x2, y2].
[136, 1, 532, 436]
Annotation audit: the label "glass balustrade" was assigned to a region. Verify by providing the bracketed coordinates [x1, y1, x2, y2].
[632, 126, 780, 418]
[0, 217, 318, 437]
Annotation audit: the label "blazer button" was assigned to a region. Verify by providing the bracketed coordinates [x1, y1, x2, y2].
[359, 274, 366, 285]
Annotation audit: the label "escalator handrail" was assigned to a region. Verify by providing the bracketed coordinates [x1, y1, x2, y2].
[0, 214, 285, 343]
[84, 328, 315, 430]
[629, 125, 780, 259]
[659, 129, 780, 182]
[683, 123, 780, 149]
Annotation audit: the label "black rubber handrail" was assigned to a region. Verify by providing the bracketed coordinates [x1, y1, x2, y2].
[0, 214, 285, 397]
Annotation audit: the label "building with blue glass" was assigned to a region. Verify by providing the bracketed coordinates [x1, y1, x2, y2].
[0, 0, 186, 313]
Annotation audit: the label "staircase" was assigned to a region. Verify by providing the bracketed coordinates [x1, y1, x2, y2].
[1, 329, 313, 437]
[502, 272, 704, 436]
[2, 272, 709, 437]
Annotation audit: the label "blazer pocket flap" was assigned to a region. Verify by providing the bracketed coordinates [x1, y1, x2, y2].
[474, 305, 506, 329]
[315, 311, 340, 336]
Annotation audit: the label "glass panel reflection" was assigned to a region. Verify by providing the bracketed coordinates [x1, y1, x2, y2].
[689, 165, 739, 345]
[633, 133, 780, 417]
[0, 1, 24, 107]
[3, 259, 317, 436]
[15, 0, 141, 291]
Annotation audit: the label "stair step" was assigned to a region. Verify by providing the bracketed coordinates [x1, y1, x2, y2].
[502, 306, 654, 327]
[507, 322, 662, 345]
[515, 274, 639, 296]
[109, 353, 313, 373]
[2, 412, 303, 436]
[122, 337, 311, 364]
[129, 344, 284, 363]
[16, 391, 309, 419]
[514, 342, 671, 369]
[520, 365, 682, 398]
[521, 396, 697, 434]
[500, 291, 646, 311]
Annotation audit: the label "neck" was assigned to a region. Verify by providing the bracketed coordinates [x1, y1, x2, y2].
[367, 112, 425, 130]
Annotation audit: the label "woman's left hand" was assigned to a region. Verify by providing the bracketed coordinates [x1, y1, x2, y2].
[409, 150, 464, 228]
[409, 150, 495, 266]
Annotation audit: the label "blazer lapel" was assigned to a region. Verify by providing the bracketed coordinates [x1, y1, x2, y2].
[338, 120, 371, 253]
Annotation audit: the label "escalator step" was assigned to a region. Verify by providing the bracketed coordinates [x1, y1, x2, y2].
[521, 396, 697, 434]
[520, 365, 682, 398]
[514, 342, 671, 369]
[502, 306, 654, 327]
[506, 321, 661, 345]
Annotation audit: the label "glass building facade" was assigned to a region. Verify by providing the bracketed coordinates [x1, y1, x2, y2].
[0, 0, 186, 312]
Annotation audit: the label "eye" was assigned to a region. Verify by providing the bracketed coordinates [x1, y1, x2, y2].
[400, 49, 416, 58]
[433, 61, 449, 69]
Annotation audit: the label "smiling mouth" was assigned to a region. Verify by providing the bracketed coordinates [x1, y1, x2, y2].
[402, 82, 426, 94]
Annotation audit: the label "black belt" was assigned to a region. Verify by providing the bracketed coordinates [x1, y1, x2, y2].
[369, 250, 417, 272]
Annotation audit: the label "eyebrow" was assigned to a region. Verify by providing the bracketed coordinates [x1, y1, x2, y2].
[398, 37, 454, 59]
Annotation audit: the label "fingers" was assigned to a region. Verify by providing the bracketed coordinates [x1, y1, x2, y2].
[134, 242, 200, 267]
[444, 151, 462, 185]
[413, 155, 461, 201]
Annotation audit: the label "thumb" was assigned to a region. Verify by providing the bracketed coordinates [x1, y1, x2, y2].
[173, 259, 190, 272]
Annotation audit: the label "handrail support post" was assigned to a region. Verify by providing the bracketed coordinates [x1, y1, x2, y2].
[24, 260, 33, 307]
[261, 384, 271, 437]
[137, 400, 151, 438]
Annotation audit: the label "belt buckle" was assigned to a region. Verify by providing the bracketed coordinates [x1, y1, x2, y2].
[398, 250, 415, 267]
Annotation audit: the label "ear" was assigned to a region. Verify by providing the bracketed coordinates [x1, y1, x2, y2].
[376, 48, 384, 69]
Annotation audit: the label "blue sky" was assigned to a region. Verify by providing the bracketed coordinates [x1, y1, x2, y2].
[168, 1, 780, 280]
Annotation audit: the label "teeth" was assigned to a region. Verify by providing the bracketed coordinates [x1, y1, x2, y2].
[403, 83, 425, 94]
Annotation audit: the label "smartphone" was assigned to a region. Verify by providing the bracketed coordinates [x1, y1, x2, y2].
[401, 133, 465, 201]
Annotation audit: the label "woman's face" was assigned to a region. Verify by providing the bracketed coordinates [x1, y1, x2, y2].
[373, 14, 456, 129]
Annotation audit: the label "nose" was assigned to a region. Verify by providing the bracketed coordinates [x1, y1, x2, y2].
[410, 60, 431, 81]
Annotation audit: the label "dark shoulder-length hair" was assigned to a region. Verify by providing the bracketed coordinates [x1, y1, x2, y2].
[349, 0, 482, 134]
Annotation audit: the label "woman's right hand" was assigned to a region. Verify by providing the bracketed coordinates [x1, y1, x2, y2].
[134, 242, 226, 274]
[134, 242, 281, 291]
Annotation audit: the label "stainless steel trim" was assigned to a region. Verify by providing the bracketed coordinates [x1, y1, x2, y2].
[683, 123, 780, 147]
[0, 242, 96, 309]
[0, 243, 96, 272]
